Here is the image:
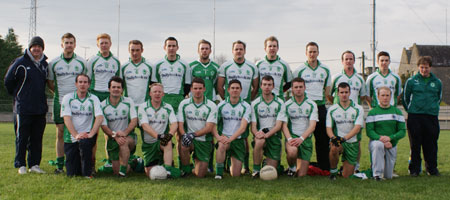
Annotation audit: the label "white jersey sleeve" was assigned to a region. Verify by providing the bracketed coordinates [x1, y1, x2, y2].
[61, 94, 72, 117]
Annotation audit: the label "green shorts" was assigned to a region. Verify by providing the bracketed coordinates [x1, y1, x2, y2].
[240, 125, 250, 139]
[142, 141, 162, 167]
[52, 98, 64, 124]
[341, 142, 359, 165]
[227, 138, 245, 162]
[163, 94, 184, 113]
[193, 140, 212, 163]
[107, 134, 137, 161]
[286, 134, 313, 161]
[261, 133, 282, 161]
[90, 90, 110, 102]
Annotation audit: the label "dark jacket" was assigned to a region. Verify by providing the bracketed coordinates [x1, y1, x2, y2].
[402, 72, 442, 116]
[4, 49, 48, 115]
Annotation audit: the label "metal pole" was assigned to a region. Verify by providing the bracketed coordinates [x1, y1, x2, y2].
[117, 0, 121, 59]
[372, 0, 376, 69]
[362, 51, 366, 80]
[213, 0, 216, 61]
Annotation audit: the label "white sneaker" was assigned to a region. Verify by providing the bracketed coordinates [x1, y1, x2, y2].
[29, 165, 46, 174]
[214, 175, 223, 180]
[18, 166, 27, 175]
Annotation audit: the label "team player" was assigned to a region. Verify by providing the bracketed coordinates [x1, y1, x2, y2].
[293, 42, 331, 171]
[190, 39, 219, 101]
[214, 79, 251, 179]
[282, 77, 318, 177]
[138, 83, 178, 177]
[61, 74, 103, 177]
[256, 36, 293, 100]
[121, 40, 153, 105]
[366, 51, 402, 108]
[47, 33, 87, 174]
[87, 33, 121, 101]
[326, 82, 364, 180]
[178, 78, 217, 177]
[366, 87, 406, 180]
[152, 36, 192, 112]
[217, 40, 258, 173]
[251, 75, 287, 178]
[100, 77, 137, 177]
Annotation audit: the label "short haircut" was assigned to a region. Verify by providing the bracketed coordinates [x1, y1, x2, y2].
[96, 33, 111, 43]
[149, 82, 164, 91]
[191, 77, 205, 87]
[337, 82, 350, 93]
[264, 36, 279, 48]
[291, 77, 305, 86]
[377, 51, 390, 61]
[417, 56, 432, 66]
[228, 79, 242, 89]
[306, 41, 319, 51]
[198, 39, 211, 49]
[341, 50, 355, 61]
[377, 86, 391, 96]
[108, 76, 124, 88]
[61, 33, 76, 42]
[232, 40, 246, 50]
[261, 75, 274, 84]
[75, 74, 91, 84]
[129, 40, 143, 49]
[164, 36, 178, 46]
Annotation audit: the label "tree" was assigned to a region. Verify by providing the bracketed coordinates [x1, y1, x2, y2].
[214, 54, 227, 66]
[0, 28, 23, 110]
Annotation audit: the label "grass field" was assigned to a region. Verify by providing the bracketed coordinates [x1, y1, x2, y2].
[0, 123, 449, 200]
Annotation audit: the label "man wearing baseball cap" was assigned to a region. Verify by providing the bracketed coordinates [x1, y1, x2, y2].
[5, 36, 49, 175]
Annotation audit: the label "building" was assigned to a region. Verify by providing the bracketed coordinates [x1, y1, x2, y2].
[398, 43, 450, 104]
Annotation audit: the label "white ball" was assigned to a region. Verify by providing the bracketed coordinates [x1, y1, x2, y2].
[260, 165, 277, 181]
[149, 165, 168, 180]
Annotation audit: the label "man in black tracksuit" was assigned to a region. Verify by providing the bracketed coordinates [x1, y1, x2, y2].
[4, 36, 49, 174]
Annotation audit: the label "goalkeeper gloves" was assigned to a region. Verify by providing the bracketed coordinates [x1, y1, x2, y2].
[182, 132, 196, 147]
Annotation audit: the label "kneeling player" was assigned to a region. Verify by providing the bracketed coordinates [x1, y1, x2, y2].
[138, 83, 178, 177]
[214, 80, 251, 179]
[100, 77, 137, 177]
[327, 82, 364, 180]
[178, 78, 217, 177]
[282, 78, 318, 177]
[251, 75, 287, 178]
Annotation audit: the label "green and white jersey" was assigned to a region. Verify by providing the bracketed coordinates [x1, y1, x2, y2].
[177, 97, 217, 142]
[284, 97, 318, 137]
[293, 61, 331, 106]
[190, 60, 219, 101]
[331, 70, 368, 105]
[219, 59, 258, 103]
[121, 58, 153, 105]
[366, 105, 406, 147]
[256, 56, 293, 98]
[137, 101, 177, 144]
[48, 53, 87, 103]
[101, 96, 137, 137]
[326, 101, 364, 143]
[366, 69, 402, 107]
[87, 51, 121, 92]
[153, 54, 191, 95]
[217, 97, 251, 139]
[61, 92, 103, 143]
[251, 95, 287, 131]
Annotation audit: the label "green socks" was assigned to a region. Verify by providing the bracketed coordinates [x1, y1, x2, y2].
[216, 163, 224, 176]
[119, 165, 127, 175]
[253, 164, 261, 172]
[56, 157, 65, 169]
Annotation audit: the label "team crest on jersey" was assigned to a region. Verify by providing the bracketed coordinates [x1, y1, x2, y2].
[351, 113, 355, 120]
[298, 108, 303, 114]
[305, 109, 310, 115]
[138, 113, 142, 120]
[210, 71, 215, 76]
[246, 70, 250, 75]
[104, 62, 109, 68]
[391, 80, 394, 85]
[231, 110, 236, 116]
[161, 114, 166, 119]
[195, 110, 200, 116]
[312, 73, 316, 78]
[202, 112, 207, 118]
[277, 66, 281, 72]
[143, 69, 147, 75]
[355, 81, 359, 86]
[238, 69, 242, 74]
[348, 80, 353, 85]
[238, 111, 242, 116]
[430, 82, 435, 87]
[178, 68, 182, 73]
[114, 110, 118, 116]
[320, 73, 324, 79]
[122, 110, 126, 116]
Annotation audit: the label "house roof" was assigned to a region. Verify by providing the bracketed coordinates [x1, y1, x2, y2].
[416, 44, 450, 67]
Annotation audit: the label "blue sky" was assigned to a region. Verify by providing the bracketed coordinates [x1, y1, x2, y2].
[1, 0, 448, 74]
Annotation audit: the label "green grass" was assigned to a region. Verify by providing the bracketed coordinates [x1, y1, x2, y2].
[0, 123, 449, 200]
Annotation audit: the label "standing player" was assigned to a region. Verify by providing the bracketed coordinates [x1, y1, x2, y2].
[190, 39, 219, 101]
[217, 40, 258, 173]
[47, 33, 87, 174]
[293, 42, 331, 171]
[367, 87, 406, 180]
[100, 77, 137, 177]
[214, 79, 251, 179]
[326, 82, 364, 180]
[251, 75, 287, 178]
[178, 78, 217, 177]
[61, 74, 103, 177]
[138, 83, 178, 177]
[282, 77, 318, 177]
[366, 51, 402, 108]
[87, 33, 120, 101]
[256, 36, 293, 100]
[121, 40, 153, 105]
